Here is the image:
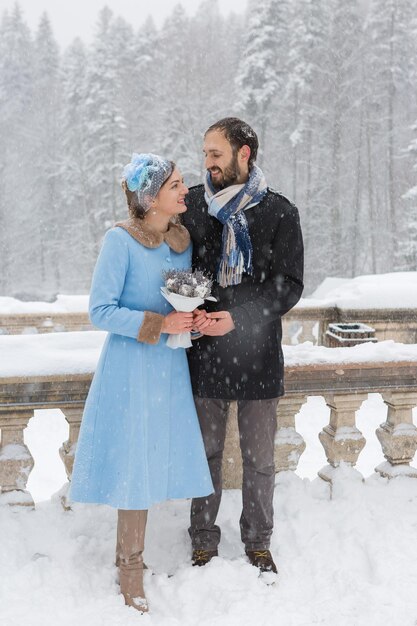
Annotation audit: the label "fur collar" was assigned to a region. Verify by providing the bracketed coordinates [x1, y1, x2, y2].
[115, 218, 190, 253]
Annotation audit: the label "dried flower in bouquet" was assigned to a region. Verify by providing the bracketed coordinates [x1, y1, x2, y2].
[162, 269, 213, 299]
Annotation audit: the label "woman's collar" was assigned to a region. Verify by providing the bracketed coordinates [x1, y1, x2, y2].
[114, 218, 190, 253]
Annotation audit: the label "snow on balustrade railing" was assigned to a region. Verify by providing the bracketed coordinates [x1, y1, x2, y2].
[0, 295, 89, 314]
[0, 332, 416, 506]
[0, 294, 91, 335]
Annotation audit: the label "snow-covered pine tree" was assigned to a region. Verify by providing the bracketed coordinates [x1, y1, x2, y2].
[364, 0, 415, 270]
[59, 38, 98, 292]
[235, 0, 291, 167]
[31, 12, 62, 296]
[0, 5, 35, 296]
[156, 5, 195, 178]
[83, 7, 128, 234]
[283, 0, 333, 288]
[124, 17, 161, 155]
[400, 121, 417, 269]
[328, 0, 362, 275]
[391, 0, 417, 271]
[106, 14, 136, 168]
[185, 0, 243, 182]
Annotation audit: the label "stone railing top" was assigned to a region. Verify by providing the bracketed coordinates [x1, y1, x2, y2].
[1, 359, 416, 410]
[0, 331, 416, 382]
[287, 304, 417, 322]
[0, 294, 88, 314]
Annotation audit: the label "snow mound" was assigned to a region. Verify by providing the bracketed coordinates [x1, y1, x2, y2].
[299, 272, 417, 309]
[0, 294, 89, 314]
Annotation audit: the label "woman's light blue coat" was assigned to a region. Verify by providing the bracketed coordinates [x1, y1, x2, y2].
[70, 226, 213, 510]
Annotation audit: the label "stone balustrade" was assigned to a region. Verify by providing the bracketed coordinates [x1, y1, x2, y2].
[1, 357, 416, 506]
[282, 305, 417, 345]
[0, 312, 92, 335]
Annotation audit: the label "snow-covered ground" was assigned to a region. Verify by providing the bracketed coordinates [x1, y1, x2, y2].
[1, 396, 417, 625]
[1, 290, 417, 625]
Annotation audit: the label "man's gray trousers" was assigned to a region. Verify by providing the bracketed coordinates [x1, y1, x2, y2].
[189, 396, 279, 551]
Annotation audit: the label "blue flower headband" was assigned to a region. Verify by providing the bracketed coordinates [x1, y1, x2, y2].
[122, 153, 173, 211]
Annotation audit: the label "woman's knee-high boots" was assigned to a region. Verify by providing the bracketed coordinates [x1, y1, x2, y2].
[116, 509, 148, 613]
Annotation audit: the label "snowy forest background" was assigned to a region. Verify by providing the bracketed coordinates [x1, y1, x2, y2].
[1, 0, 417, 298]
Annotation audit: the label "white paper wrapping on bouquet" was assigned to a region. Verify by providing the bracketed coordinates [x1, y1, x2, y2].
[160, 287, 216, 349]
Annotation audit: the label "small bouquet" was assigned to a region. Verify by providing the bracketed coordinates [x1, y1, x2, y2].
[161, 269, 216, 349]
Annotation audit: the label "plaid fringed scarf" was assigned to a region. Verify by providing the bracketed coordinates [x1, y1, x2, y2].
[204, 165, 268, 287]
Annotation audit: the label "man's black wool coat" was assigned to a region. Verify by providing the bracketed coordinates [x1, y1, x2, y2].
[182, 185, 304, 400]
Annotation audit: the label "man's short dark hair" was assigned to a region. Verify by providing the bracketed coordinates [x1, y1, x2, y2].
[205, 117, 259, 169]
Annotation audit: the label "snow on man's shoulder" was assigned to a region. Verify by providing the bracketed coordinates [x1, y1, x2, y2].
[267, 188, 298, 211]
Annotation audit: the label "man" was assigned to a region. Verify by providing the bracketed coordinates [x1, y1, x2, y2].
[182, 117, 304, 575]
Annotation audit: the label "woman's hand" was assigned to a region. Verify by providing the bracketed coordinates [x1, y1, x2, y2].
[161, 311, 194, 334]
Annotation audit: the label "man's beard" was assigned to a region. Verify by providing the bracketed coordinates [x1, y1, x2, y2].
[210, 152, 240, 190]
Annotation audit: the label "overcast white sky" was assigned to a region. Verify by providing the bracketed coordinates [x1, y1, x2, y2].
[3, 0, 247, 47]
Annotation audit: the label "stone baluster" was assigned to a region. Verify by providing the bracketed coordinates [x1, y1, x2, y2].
[375, 391, 417, 478]
[281, 319, 294, 345]
[222, 396, 307, 487]
[317, 320, 327, 346]
[222, 402, 242, 489]
[298, 320, 318, 344]
[318, 392, 367, 484]
[275, 395, 306, 472]
[0, 410, 35, 506]
[59, 407, 83, 509]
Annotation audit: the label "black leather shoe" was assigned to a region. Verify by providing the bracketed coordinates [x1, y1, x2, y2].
[191, 549, 218, 566]
[245, 549, 278, 574]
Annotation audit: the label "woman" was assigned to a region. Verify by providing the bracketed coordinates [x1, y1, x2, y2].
[70, 153, 213, 613]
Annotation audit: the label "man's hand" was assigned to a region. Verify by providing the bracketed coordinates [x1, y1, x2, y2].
[192, 308, 216, 332]
[198, 311, 235, 336]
